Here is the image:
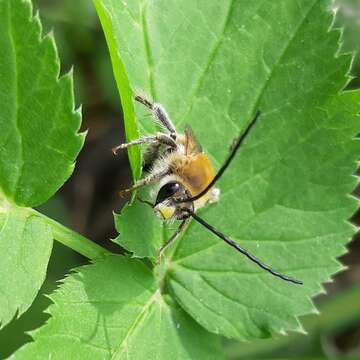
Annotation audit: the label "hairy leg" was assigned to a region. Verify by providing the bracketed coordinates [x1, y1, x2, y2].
[112, 132, 176, 155]
[157, 219, 190, 263]
[118, 169, 168, 197]
[135, 94, 177, 135]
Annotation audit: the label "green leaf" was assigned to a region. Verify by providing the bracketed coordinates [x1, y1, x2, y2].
[225, 283, 360, 359]
[0, 0, 86, 328]
[92, 0, 141, 180]
[334, 0, 360, 89]
[95, 0, 360, 340]
[15, 255, 224, 359]
[0, 0, 84, 207]
[114, 188, 163, 259]
[0, 205, 52, 328]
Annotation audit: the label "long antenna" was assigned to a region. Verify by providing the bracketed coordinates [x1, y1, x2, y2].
[178, 110, 261, 203]
[189, 211, 303, 285]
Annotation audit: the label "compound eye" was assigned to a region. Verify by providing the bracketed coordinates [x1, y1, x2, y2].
[156, 182, 181, 205]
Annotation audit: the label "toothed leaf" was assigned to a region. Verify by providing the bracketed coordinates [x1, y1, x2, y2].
[114, 186, 164, 259]
[0, 0, 83, 328]
[334, 0, 360, 89]
[0, 0, 84, 207]
[15, 256, 224, 359]
[95, 0, 360, 340]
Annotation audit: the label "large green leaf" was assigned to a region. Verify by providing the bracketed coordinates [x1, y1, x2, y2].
[95, 0, 360, 340]
[0, 0, 84, 207]
[225, 283, 360, 359]
[15, 256, 224, 359]
[0, 0, 84, 328]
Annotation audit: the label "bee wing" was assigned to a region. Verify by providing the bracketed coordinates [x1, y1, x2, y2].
[184, 124, 202, 155]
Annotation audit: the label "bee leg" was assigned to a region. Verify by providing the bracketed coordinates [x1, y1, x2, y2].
[135, 94, 177, 135]
[118, 170, 167, 198]
[157, 219, 190, 264]
[112, 133, 176, 155]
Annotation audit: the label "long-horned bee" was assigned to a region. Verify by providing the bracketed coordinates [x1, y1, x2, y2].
[113, 95, 302, 285]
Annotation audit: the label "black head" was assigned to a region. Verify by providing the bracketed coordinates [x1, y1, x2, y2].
[154, 181, 194, 220]
[155, 182, 181, 205]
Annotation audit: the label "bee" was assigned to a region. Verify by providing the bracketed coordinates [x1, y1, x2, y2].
[113, 95, 302, 285]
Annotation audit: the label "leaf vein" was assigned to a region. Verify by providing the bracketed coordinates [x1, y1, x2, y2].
[169, 275, 241, 337]
[175, 0, 236, 128]
[111, 290, 159, 359]
[8, 1, 24, 198]
[249, 0, 319, 114]
[199, 273, 287, 327]
[141, 1, 156, 100]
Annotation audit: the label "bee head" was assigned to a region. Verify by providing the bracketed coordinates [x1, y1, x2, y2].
[154, 181, 193, 221]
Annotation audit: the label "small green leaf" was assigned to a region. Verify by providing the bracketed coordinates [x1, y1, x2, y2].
[0, 203, 52, 328]
[0, 0, 84, 207]
[95, 0, 360, 341]
[15, 256, 224, 359]
[114, 188, 163, 259]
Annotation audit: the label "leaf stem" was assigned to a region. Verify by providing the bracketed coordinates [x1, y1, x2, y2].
[31, 209, 112, 260]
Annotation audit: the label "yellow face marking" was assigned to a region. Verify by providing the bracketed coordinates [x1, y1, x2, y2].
[158, 204, 176, 220]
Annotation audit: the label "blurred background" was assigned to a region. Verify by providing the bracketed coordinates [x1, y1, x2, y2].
[0, 1, 359, 358]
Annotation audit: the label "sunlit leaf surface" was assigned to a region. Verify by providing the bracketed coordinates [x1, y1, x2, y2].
[15, 256, 224, 359]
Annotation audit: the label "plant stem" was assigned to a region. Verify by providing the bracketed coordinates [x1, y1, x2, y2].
[31, 209, 112, 260]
